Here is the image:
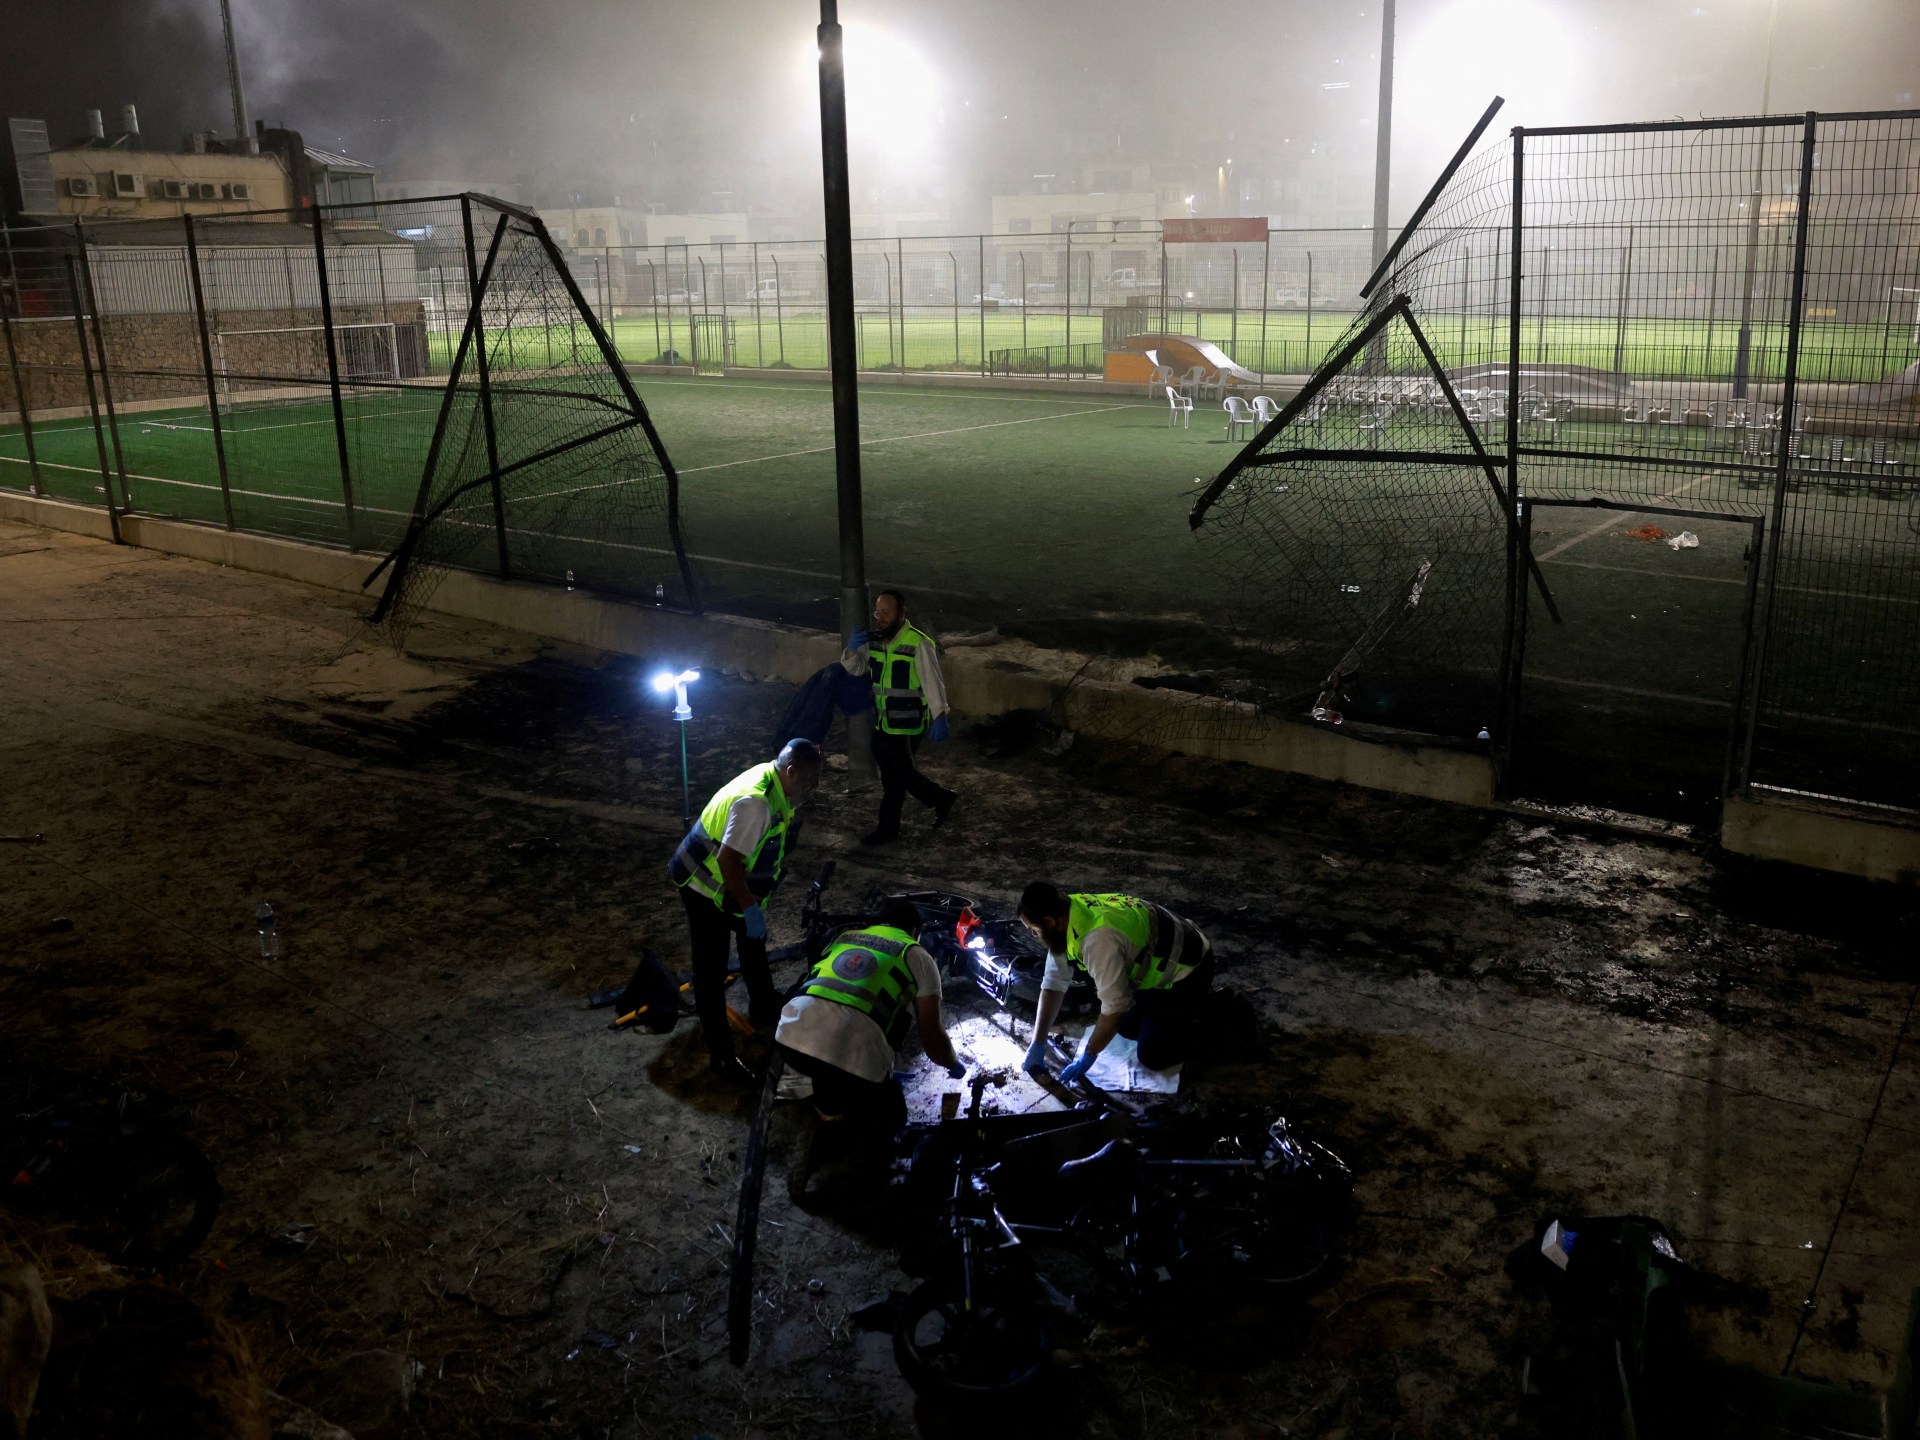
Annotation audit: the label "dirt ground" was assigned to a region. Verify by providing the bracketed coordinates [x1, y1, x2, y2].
[2, 516, 1917, 1440]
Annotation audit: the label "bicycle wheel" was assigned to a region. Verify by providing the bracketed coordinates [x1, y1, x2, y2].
[1134, 1161, 1348, 1301]
[893, 1277, 1050, 1401]
[109, 1134, 220, 1266]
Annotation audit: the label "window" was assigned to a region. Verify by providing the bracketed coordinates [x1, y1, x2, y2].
[575, 229, 589, 248]
[664, 235, 687, 246]
[711, 233, 736, 244]
[593, 227, 606, 246]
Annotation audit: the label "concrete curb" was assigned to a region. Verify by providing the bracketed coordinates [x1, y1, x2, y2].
[8, 486, 1914, 882]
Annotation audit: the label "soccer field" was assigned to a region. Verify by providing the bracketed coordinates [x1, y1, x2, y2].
[397, 305, 1920, 386]
[0, 377, 1251, 641]
[6, 372, 1916, 814]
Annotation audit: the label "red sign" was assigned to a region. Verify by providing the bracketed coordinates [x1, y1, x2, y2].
[1160, 217, 1268, 244]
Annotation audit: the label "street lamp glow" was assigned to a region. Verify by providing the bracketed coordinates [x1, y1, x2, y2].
[650, 668, 700, 720]
[799, 26, 940, 157]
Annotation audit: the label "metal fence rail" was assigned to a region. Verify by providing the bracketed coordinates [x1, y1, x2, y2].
[1189, 107, 1920, 820]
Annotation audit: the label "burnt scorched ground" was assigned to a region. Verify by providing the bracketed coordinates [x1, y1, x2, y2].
[2, 521, 1917, 1439]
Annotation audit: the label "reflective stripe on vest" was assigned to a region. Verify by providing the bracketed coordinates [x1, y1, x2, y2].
[1065, 892, 1190, 991]
[873, 623, 932, 736]
[667, 762, 793, 911]
[801, 925, 919, 1047]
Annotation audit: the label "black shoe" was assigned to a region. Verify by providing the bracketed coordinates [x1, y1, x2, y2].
[708, 1056, 760, 1089]
[931, 793, 957, 829]
[859, 828, 899, 847]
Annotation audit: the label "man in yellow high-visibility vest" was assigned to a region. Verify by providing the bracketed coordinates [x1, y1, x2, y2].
[1015, 882, 1214, 1083]
[774, 898, 964, 1133]
[668, 739, 823, 1085]
[847, 589, 956, 847]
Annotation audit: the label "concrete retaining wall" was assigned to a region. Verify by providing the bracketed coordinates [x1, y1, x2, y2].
[1721, 793, 1920, 887]
[14, 488, 1920, 884]
[0, 490, 1495, 814]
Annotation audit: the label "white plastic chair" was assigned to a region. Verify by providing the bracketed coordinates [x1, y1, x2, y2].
[1142, 349, 1175, 397]
[1223, 395, 1258, 441]
[1251, 395, 1281, 425]
[1165, 385, 1194, 428]
[1184, 365, 1224, 402]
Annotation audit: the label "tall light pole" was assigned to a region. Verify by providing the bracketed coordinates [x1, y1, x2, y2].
[817, 1, 868, 648]
[1732, 0, 1780, 399]
[1371, 0, 1397, 272]
[651, 668, 701, 829]
[217, 0, 257, 154]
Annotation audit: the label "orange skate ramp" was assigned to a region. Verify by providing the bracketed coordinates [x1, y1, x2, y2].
[1106, 333, 1262, 388]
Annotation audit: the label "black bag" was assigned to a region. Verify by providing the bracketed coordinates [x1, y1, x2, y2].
[614, 949, 683, 1033]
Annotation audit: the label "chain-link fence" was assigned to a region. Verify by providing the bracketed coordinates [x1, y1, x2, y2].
[549, 227, 1380, 378]
[8, 144, 1916, 822]
[0, 193, 693, 620]
[1193, 107, 1920, 820]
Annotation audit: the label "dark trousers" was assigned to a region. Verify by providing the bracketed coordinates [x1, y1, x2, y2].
[779, 1045, 908, 1135]
[679, 888, 779, 1065]
[871, 729, 954, 836]
[1117, 951, 1216, 1070]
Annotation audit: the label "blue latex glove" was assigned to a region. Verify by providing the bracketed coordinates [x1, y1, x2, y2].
[1021, 1040, 1051, 1074]
[944, 1060, 966, 1080]
[1059, 1051, 1095, 1086]
[741, 904, 768, 940]
[848, 628, 870, 650]
[930, 715, 951, 743]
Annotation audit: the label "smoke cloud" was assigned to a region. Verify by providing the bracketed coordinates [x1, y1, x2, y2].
[5, 0, 1916, 228]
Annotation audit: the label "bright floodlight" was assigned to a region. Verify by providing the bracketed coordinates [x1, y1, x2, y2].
[803, 26, 940, 158]
[651, 668, 700, 720]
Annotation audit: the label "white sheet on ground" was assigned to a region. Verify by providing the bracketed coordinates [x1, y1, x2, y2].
[1085, 1035, 1182, 1094]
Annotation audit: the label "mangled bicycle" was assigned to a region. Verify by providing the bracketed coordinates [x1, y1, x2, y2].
[889, 1072, 1353, 1401]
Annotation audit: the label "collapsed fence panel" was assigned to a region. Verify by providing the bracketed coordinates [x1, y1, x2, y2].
[1189, 106, 1920, 820]
[367, 199, 694, 641]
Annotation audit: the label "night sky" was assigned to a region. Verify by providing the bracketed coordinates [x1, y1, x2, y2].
[6, 0, 1916, 222]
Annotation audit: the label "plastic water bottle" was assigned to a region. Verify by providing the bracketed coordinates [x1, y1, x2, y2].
[255, 900, 279, 958]
[565, 569, 575, 591]
[654, 583, 665, 605]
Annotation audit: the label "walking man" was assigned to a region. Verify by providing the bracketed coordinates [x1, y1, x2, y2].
[775, 898, 965, 1135]
[849, 589, 956, 847]
[668, 739, 823, 1085]
[1015, 883, 1214, 1081]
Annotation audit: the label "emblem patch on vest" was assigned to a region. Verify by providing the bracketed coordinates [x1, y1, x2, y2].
[832, 948, 880, 981]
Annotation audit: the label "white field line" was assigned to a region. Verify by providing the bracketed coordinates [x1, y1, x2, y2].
[131, 406, 444, 436]
[677, 402, 1137, 476]
[1540, 557, 1920, 608]
[0, 454, 412, 516]
[1533, 475, 1709, 562]
[636, 376, 1139, 408]
[6, 380, 1132, 437]
[1529, 671, 1920, 738]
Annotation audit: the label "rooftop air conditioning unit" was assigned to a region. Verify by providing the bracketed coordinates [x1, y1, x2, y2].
[66, 176, 98, 197]
[159, 179, 187, 200]
[112, 172, 141, 197]
[193, 182, 219, 200]
[223, 181, 250, 200]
